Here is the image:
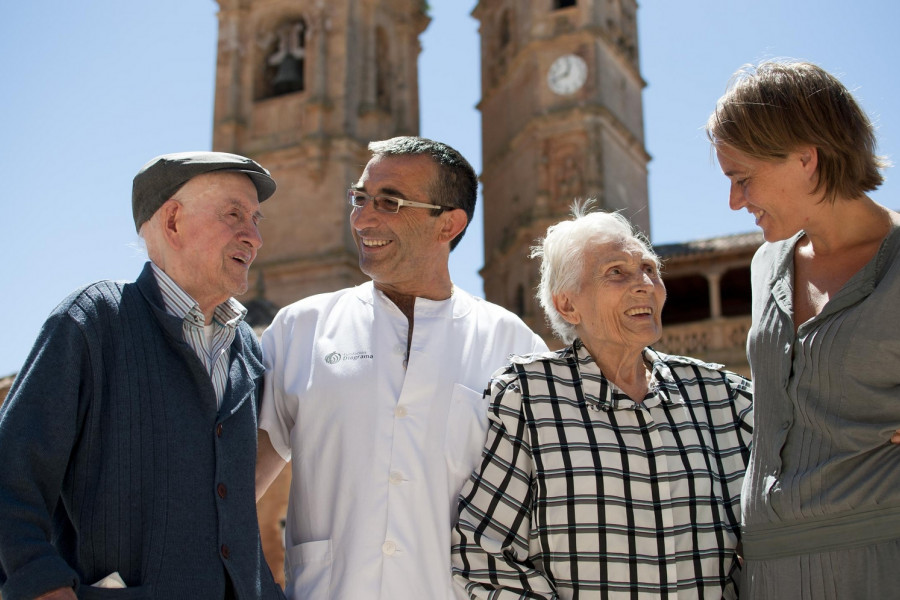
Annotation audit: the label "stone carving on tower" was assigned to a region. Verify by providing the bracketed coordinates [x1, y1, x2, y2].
[212, 0, 429, 317]
[474, 0, 650, 338]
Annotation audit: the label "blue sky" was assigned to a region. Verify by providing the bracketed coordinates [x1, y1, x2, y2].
[1, 0, 897, 376]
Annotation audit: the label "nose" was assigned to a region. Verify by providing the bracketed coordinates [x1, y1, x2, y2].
[728, 183, 746, 211]
[632, 270, 654, 293]
[241, 220, 263, 250]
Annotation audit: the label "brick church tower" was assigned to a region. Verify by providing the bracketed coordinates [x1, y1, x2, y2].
[474, 0, 650, 338]
[212, 0, 429, 317]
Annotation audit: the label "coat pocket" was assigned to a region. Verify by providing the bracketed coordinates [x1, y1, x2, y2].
[444, 383, 490, 498]
[285, 538, 332, 598]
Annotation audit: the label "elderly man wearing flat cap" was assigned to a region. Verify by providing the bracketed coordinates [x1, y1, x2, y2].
[0, 152, 285, 600]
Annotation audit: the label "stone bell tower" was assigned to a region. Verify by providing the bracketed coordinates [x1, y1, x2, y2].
[212, 0, 429, 316]
[474, 0, 650, 337]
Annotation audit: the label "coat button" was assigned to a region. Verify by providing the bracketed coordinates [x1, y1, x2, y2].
[221, 544, 230, 559]
[216, 423, 224, 437]
[217, 483, 227, 499]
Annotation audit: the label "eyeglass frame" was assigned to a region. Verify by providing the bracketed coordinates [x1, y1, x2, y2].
[347, 189, 454, 214]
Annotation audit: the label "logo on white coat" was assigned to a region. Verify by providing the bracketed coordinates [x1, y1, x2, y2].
[324, 351, 373, 365]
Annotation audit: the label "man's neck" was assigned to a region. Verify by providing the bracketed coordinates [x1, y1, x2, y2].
[375, 281, 454, 321]
[378, 283, 454, 361]
[382, 290, 418, 321]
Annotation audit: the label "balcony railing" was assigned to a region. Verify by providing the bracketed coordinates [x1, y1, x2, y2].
[656, 315, 752, 375]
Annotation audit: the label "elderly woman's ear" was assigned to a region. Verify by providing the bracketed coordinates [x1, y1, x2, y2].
[552, 292, 581, 326]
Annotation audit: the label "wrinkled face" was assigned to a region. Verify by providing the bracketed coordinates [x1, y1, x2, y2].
[716, 144, 816, 242]
[558, 236, 666, 353]
[173, 171, 262, 309]
[349, 154, 448, 294]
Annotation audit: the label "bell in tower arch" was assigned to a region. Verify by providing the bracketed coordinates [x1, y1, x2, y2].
[272, 54, 304, 95]
[265, 21, 306, 97]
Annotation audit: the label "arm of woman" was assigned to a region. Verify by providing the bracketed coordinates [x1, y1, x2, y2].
[451, 374, 557, 600]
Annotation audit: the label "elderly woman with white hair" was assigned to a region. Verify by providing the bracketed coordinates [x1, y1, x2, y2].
[451, 204, 753, 599]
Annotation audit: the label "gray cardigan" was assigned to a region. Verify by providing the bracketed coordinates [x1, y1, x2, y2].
[0, 262, 284, 600]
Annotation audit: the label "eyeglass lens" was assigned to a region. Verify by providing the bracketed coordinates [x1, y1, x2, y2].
[350, 191, 400, 213]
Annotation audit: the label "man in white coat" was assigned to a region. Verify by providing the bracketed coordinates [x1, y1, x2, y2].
[255, 136, 547, 599]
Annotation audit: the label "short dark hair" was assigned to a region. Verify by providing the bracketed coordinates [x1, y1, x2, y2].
[368, 136, 477, 250]
[706, 60, 888, 203]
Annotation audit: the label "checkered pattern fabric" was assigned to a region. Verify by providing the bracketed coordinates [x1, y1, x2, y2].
[452, 342, 753, 599]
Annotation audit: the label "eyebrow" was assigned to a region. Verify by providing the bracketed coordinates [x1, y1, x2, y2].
[223, 198, 264, 220]
[350, 184, 409, 199]
[597, 250, 655, 264]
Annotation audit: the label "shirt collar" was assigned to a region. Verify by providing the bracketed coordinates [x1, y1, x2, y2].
[570, 340, 679, 411]
[149, 262, 247, 328]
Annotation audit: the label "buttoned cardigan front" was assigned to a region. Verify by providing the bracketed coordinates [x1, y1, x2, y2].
[0, 262, 283, 600]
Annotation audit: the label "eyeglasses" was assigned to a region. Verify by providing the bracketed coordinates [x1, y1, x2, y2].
[347, 189, 452, 214]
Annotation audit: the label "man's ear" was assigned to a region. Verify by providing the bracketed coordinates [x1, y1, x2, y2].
[159, 199, 186, 249]
[552, 291, 581, 326]
[438, 208, 468, 244]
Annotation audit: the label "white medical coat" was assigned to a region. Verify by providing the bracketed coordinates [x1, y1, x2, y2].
[259, 281, 547, 600]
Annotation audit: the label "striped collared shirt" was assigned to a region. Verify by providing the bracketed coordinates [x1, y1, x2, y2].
[452, 341, 753, 599]
[150, 262, 247, 408]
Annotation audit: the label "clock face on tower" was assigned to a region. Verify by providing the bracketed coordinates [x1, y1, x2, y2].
[547, 54, 587, 95]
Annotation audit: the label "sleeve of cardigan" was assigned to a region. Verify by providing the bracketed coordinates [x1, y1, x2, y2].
[451, 370, 558, 600]
[0, 307, 87, 599]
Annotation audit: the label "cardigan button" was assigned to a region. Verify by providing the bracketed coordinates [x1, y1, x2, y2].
[221, 544, 230, 559]
[217, 483, 227, 499]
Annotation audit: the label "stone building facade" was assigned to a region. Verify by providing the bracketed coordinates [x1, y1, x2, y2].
[654, 232, 761, 377]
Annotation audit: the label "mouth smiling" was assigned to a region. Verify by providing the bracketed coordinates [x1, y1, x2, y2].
[625, 307, 653, 317]
[231, 252, 252, 266]
[361, 237, 392, 248]
[749, 208, 765, 225]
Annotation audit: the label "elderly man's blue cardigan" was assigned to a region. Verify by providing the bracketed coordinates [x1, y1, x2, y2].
[0, 263, 284, 600]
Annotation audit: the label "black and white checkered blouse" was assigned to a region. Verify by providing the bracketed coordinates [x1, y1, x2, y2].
[452, 341, 753, 600]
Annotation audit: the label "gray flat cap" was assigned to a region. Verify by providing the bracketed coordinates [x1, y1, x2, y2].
[132, 151, 277, 232]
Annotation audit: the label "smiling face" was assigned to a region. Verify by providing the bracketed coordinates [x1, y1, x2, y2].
[554, 235, 666, 360]
[350, 154, 457, 298]
[716, 144, 819, 242]
[168, 171, 263, 314]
